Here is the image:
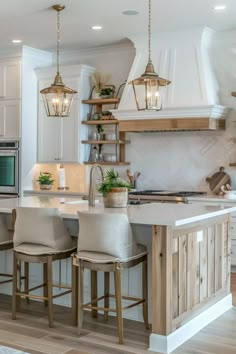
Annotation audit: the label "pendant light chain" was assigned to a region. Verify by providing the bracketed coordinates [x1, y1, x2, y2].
[57, 9, 60, 75]
[148, 0, 151, 63]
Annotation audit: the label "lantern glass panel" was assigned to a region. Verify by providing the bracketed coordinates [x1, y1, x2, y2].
[42, 91, 75, 117]
[132, 80, 167, 111]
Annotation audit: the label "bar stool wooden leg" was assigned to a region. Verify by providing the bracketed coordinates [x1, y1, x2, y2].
[142, 257, 149, 329]
[91, 270, 97, 318]
[12, 252, 18, 320]
[114, 263, 123, 344]
[47, 256, 53, 327]
[78, 260, 84, 335]
[16, 261, 21, 311]
[24, 262, 30, 304]
[72, 259, 78, 326]
[104, 272, 110, 321]
[43, 263, 48, 307]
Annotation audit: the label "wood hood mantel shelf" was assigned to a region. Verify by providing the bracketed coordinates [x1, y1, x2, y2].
[118, 117, 225, 132]
[112, 105, 229, 132]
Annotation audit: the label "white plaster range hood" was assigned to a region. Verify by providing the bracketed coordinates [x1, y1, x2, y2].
[112, 27, 229, 132]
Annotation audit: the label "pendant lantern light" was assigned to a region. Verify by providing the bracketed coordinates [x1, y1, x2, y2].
[40, 5, 77, 117]
[129, 0, 171, 111]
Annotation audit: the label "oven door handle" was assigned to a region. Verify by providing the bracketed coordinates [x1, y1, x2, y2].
[0, 150, 18, 154]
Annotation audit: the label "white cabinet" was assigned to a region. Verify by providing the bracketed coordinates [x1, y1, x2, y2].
[36, 65, 94, 163]
[0, 101, 20, 138]
[0, 58, 21, 138]
[0, 59, 21, 100]
[37, 79, 79, 163]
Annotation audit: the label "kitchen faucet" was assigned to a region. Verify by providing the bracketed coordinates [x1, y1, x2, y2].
[88, 165, 104, 206]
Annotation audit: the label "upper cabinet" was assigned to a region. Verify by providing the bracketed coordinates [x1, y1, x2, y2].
[0, 58, 21, 138]
[35, 65, 95, 163]
[0, 59, 21, 100]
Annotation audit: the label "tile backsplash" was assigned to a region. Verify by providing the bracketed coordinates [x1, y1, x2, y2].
[32, 164, 87, 193]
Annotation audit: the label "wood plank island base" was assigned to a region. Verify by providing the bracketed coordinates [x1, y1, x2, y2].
[150, 216, 231, 353]
[0, 197, 234, 353]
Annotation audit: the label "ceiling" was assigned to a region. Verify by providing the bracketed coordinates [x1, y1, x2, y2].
[1, 0, 236, 53]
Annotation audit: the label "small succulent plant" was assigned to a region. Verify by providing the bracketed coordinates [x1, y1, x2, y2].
[37, 172, 54, 185]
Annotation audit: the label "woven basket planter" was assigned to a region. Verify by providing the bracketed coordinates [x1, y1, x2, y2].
[103, 187, 128, 208]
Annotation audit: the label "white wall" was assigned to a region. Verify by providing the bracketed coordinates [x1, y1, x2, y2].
[123, 29, 236, 192]
[37, 30, 236, 192]
[61, 31, 236, 192]
[59, 43, 135, 99]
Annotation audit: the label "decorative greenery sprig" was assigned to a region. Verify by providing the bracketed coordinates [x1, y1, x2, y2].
[37, 172, 54, 185]
[98, 169, 132, 195]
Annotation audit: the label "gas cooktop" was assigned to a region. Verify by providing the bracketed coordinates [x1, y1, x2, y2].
[128, 190, 207, 203]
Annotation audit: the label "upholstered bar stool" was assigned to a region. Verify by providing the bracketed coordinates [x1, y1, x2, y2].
[72, 211, 149, 344]
[12, 207, 77, 327]
[0, 213, 16, 285]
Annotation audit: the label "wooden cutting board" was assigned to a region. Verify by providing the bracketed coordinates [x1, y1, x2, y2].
[206, 167, 231, 195]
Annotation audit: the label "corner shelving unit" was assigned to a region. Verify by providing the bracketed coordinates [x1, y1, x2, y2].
[81, 98, 130, 165]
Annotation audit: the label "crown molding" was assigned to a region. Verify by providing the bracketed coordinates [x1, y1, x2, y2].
[54, 42, 135, 64]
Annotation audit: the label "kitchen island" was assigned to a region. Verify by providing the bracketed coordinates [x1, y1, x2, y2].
[0, 196, 235, 354]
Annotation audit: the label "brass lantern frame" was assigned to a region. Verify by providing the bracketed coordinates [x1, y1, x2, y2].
[40, 5, 77, 117]
[129, 0, 171, 111]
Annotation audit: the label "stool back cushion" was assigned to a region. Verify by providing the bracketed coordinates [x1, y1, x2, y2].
[14, 207, 73, 251]
[77, 212, 138, 259]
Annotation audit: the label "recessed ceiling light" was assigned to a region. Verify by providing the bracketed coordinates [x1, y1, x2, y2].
[92, 25, 103, 30]
[122, 10, 139, 16]
[213, 4, 227, 11]
[12, 39, 22, 44]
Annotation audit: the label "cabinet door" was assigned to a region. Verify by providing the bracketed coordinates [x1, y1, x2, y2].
[0, 59, 21, 99]
[0, 101, 20, 138]
[37, 101, 60, 162]
[60, 99, 79, 162]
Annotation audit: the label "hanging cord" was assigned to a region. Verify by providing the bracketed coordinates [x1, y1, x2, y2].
[57, 9, 60, 75]
[148, 0, 151, 63]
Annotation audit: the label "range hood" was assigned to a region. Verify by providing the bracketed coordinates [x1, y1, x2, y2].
[112, 27, 229, 132]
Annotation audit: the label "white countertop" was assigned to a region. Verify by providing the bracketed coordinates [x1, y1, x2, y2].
[187, 194, 236, 203]
[0, 196, 235, 227]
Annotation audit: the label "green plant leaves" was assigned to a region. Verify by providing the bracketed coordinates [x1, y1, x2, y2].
[37, 172, 54, 185]
[98, 169, 131, 195]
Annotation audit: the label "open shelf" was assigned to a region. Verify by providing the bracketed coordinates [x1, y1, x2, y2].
[82, 140, 130, 145]
[82, 119, 118, 125]
[229, 163, 236, 166]
[82, 98, 120, 105]
[82, 98, 129, 165]
[83, 161, 130, 166]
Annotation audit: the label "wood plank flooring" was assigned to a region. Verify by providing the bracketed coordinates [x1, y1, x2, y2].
[0, 274, 235, 354]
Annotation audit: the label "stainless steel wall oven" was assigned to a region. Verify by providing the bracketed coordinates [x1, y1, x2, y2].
[0, 141, 19, 195]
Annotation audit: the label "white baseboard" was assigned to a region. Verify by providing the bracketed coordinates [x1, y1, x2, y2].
[149, 294, 232, 354]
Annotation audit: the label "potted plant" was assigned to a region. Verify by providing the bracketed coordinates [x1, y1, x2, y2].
[99, 87, 114, 98]
[91, 72, 112, 98]
[37, 172, 54, 190]
[98, 169, 132, 207]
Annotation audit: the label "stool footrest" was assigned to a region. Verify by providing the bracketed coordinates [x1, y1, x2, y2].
[82, 294, 145, 313]
[53, 290, 72, 299]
